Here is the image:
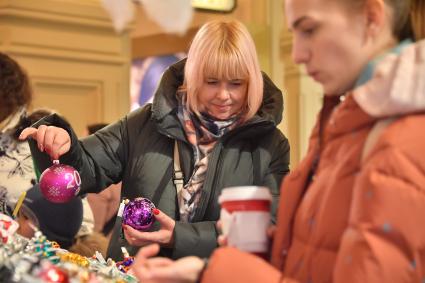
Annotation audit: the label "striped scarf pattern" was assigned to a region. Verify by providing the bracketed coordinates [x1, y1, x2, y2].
[177, 95, 240, 222]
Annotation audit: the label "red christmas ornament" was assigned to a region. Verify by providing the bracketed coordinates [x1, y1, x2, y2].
[39, 265, 69, 283]
[39, 160, 81, 203]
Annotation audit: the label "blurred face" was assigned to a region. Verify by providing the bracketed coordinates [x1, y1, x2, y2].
[198, 77, 248, 120]
[16, 211, 35, 239]
[285, 0, 372, 95]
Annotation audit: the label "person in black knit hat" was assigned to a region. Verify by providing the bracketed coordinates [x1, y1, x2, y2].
[17, 184, 109, 256]
[16, 184, 83, 249]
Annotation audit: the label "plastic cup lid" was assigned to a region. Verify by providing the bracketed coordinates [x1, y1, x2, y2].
[218, 186, 272, 203]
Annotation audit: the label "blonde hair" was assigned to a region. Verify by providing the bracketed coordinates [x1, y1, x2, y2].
[68, 232, 108, 258]
[411, 0, 425, 40]
[183, 20, 263, 121]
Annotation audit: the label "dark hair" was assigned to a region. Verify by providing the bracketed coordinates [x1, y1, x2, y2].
[344, 0, 414, 41]
[0, 53, 32, 120]
[411, 0, 425, 40]
[87, 123, 108, 135]
[386, 0, 414, 41]
[13, 108, 54, 139]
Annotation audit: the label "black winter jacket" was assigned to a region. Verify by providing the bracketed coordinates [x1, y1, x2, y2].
[29, 59, 290, 260]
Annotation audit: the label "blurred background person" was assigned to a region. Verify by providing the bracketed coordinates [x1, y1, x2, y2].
[17, 184, 108, 257]
[0, 53, 34, 215]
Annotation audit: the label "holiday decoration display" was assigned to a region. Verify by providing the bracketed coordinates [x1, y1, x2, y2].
[38, 263, 69, 283]
[0, 214, 19, 244]
[122, 198, 156, 231]
[116, 247, 134, 273]
[39, 160, 81, 203]
[0, 213, 138, 282]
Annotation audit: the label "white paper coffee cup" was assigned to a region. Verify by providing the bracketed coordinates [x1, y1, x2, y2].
[218, 186, 272, 255]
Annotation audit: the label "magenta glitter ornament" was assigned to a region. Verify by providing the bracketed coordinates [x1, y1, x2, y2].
[39, 160, 81, 203]
[122, 198, 156, 231]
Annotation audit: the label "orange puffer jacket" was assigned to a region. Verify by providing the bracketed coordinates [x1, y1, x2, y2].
[202, 40, 425, 283]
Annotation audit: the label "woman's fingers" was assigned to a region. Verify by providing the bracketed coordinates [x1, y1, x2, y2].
[144, 257, 174, 268]
[136, 243, 161, 259]
[123, 225, 142, 245]
[152, 209, 175, 230]
[123, 225, 156, 246]
[267, 225, 276, 239]
[123, 224, 166, 246]
[43, 126, 56, 156]
[216, 220, 222, 232]
[123, 209, 175, 247]
[36, 125, 48, 152]
[19, 127, 38, 140]
[19, 126, 71, 159]
[52, 132, 71, 160]
[217, 234, 228, 246]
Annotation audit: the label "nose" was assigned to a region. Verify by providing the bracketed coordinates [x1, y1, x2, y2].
[216, 85, 230, 101]
[292, 37, 310, 64]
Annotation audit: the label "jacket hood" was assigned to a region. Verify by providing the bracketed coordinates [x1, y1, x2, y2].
[353, 39, 425, 117]
[151, 59, 284, 125]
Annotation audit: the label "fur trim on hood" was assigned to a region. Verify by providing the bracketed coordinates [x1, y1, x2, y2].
[354, 39, 425, 117]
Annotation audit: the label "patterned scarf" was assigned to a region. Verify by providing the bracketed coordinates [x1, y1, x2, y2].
[177, 94, 241, 222]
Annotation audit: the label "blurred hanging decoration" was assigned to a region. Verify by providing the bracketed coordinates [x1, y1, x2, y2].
[101, 0, 135, 33]
[137, 0, 193, 35]
[101, 0, 193, 35]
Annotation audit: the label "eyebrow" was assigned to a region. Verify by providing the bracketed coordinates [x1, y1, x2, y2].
[290, 16, 309, 31]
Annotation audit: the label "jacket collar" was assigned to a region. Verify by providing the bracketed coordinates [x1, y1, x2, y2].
[353, 39, 425, 117]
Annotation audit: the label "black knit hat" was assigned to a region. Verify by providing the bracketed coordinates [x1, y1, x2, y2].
[22, 184, 83, 249]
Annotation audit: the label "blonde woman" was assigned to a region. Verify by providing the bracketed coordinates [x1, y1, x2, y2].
[20, 20, 290, 261]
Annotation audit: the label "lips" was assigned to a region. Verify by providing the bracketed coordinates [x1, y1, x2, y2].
[213, 104, 231, 111]
[307, 70, 321, 81]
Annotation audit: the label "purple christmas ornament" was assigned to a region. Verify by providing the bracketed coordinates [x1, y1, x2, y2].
[122, 198, 155, 231]
[39, 160, 81, 203]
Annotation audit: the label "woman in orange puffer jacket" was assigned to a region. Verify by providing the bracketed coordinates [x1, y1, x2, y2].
[131, 0, 425, 282]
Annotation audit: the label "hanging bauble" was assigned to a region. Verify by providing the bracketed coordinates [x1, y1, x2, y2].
[39, 160, 81, 203]
[122, 198, 155, 231]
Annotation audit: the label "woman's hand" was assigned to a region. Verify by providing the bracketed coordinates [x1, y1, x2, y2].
[19, 126, 71, 160]
[123, 209, 176, 247]
[131, 244, 205, 283]
[216, 221, 276, 246]
[216, 220, 228, 246]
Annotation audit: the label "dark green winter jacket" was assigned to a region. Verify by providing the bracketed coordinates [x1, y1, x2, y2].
[29, 59, 290, 261]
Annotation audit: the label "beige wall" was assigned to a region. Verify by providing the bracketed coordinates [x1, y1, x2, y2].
[0, 0, 131, 137]
[0, 0, 323, 165]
